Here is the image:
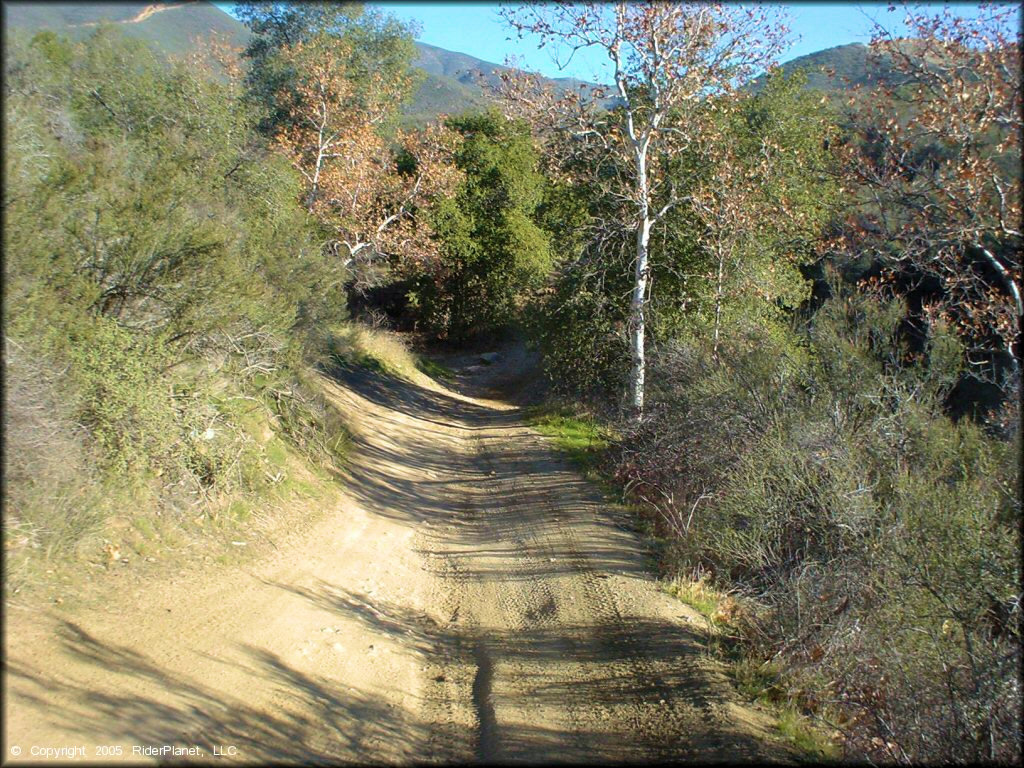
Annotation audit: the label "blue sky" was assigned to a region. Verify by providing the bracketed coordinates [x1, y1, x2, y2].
[216, 2, 1012, 82]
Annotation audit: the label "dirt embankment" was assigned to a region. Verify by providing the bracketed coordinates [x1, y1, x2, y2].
[3, 350, 791, 764]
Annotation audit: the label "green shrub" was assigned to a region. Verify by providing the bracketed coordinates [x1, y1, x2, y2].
[2, 339, 108, 571]
[64, 319, 178, 475]
[2, 27, 352, 578]
[612, 287, 1020, 762]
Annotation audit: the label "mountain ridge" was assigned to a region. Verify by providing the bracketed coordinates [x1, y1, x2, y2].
[2, 1, 600, 123]
[4, 1, 881, 122]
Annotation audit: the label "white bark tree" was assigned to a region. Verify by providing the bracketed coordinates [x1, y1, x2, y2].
[501, 2, 788, 418]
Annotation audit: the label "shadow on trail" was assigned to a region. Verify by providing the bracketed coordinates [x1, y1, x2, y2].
[321, 359, 648, 584]
[5, 620, 420, 764]
[321, 359, 521, 432]
[250, 351, 776, 763]
[5, 614, 768, 764]
[265, 580, 775, 764]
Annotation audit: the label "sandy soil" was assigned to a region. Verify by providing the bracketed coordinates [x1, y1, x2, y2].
[3, 349, 791, 764]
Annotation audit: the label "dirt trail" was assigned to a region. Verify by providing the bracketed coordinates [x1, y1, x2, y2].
[3, 350, 790, 764]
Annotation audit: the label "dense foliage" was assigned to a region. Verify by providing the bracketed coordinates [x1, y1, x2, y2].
[3, 25, 351, 579]
[407, 110, 552, 340]
[531, 72, 835, 399]
[617, 287, 1019, 762]
[238, 3, 461, 289]
[236, 1, 418, 136]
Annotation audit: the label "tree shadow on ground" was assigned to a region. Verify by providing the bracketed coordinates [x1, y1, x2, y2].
[263, 580, 783, 764]
[6, 619, 424, 764]
[6, 612, 779, 764]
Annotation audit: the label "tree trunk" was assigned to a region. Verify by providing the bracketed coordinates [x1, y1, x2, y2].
[629, 148, 651, 420]
[307, 146, 324, 212]
[629, 218, 650, 419]
[976, 243, 1022, 374]
[712, 244, 726, 361]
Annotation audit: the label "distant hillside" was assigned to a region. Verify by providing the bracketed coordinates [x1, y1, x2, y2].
[413, 41, 602, 98]
[6, 3, 909, 123]
[408, 42, 493, 123]
[2, 1, 604, 124]
[2, 1, 250, 57]
[755, 42, 905, 93]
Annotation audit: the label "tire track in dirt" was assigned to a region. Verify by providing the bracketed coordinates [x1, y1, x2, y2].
[468, 429, 606, 760]
[471, 423, 670, 761]
[480, 459, 585, 759]
[4, 349, 791, 764]
[431, 350, 793, 764]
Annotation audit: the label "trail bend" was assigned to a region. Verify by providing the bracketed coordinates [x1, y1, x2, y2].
[4, 348, 790, 764]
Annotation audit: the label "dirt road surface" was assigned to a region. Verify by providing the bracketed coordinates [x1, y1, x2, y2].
[4, 350, 791, 764]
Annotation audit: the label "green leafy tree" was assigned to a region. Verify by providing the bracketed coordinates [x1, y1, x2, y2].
[236, 1, 419, 135]
[675, 70, 838, 356]
[532, 72, 836, 401]
[409, 110, 552, 341]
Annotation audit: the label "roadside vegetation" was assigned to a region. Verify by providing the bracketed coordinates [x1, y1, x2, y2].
[499, 4, 1019, 763]
[3, 2, 1019, 763]
[2, 11, 445, 596]
[5, 26, 331, 591]
[524, 406, 610, 477]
